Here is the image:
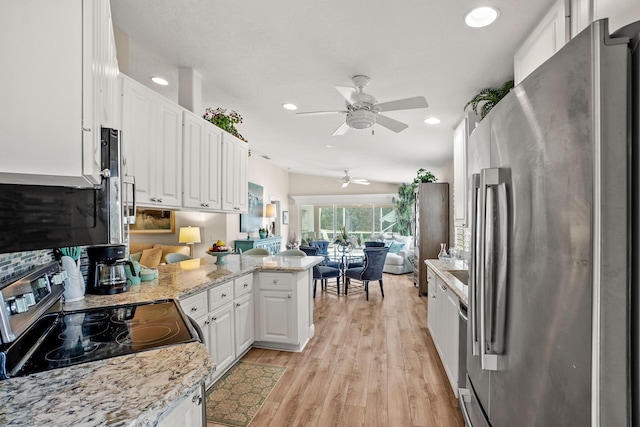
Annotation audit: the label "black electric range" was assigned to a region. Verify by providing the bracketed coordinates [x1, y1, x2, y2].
[0, 263, 201, 380]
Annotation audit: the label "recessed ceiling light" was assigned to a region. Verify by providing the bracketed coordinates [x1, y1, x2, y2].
[326, 145, 333, 148]
[465, 6, 500, 28]
[282, 103, 298, 110]
[424, 117, 441, 125]
[151, 77, 169, 86]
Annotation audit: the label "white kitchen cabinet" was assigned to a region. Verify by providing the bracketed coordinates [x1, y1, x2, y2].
[157, 385, 204, 427]
[0, 0, 118, 187]
[208, 303, 235, 377]
[254, 271, 312, 352]
[182, 111, 223, 211]
[427, 268, 461, 398]
[221, 134, 248, 212]
[234, 293, 254, 356]
[453, 119, 467, 227]
[121, 75, 183, 208]
[514, 0, 570, 85]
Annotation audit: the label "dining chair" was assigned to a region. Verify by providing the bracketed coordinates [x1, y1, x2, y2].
[309, 240, 341, 269]
[300, 246, 341, 297]
[277, 249, 306, 257]
[364, 241, 386, 248]
[243, 248, 270, 255]
[165, 253, 193, 263]
[344, 247, 389, 300]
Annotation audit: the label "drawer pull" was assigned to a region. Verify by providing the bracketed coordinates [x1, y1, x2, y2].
[192, 394, 202, 405]
[221, 293, 227, 298]
[243, 283, 248, 288]
[272, 279, 278, 284]
[236, 303, 241, 307]
[212, 317, 217, 321]
[288, 294, 292, 299]
[190, 307, 197, 312]
[204, 320, 210, 325]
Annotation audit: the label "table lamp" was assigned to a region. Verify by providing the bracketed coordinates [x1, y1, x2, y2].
[265, 203, 277, 237]
[179, 226, 201, 257]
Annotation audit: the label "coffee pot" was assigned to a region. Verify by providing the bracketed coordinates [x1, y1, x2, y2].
[86, 244, 134, 295]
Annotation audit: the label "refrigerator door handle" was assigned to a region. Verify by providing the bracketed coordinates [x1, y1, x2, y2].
[479, 168, 508, 371]
[470, 173, 481, 356]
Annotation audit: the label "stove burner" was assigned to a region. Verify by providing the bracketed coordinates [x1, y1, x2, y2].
[45, 340, 100, 362]
[82, 312, 110, 323]
[115, 323, 180, 346]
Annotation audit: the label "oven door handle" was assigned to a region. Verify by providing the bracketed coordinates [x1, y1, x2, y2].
[188, 316, 204, 343]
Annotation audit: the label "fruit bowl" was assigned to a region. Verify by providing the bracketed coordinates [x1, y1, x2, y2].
[206, 250, 233, 265]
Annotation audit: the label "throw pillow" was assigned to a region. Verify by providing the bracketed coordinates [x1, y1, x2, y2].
[130, 252, 142, 262]
[139, 247, 162, 268]
[155, 245, 191, 263]
[388, 241, 405, 254]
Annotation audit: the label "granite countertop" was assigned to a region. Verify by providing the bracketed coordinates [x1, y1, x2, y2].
[0, 254, 323, 427]
[424, 259, 469, 306]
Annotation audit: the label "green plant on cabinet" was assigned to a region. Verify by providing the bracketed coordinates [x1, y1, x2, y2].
[203, 107, 248, 142]
[464, 80, 514, 119]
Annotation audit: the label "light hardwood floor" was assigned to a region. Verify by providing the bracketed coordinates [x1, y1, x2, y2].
[207, 273, 465, 427]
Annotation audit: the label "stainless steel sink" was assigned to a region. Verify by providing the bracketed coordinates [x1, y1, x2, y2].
[448, 269, 469, 286]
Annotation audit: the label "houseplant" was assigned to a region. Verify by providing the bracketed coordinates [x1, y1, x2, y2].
[203, 107, 248, 142]
[258, 227, 268, 239]
[393, 169, 438, 236]
[464, 80, 514, 119]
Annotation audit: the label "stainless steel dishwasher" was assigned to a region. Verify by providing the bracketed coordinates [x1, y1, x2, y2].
[458, 300, 468, 388]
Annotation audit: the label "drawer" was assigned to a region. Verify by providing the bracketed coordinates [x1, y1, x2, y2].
[208, 281, 234, 311]
[258, 272, 293, 291]
[234, 273, 253, 298]
[179, 290, 208, 318]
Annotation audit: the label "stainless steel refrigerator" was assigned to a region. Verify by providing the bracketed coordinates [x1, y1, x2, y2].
[459, 19, 638, 426]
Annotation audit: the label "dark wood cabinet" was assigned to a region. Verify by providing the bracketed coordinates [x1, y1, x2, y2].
[413, 183, 449, 295]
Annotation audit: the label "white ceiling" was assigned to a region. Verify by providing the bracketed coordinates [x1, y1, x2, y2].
[110, 0, 555, 185]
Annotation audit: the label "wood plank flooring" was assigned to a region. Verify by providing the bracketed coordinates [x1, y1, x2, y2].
[207, 273, 465, 427]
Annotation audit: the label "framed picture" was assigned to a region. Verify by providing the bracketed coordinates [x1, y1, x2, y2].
[240, 182, 264, 232]
[130, 209, 175, 234]
[282, 211, 289, 225]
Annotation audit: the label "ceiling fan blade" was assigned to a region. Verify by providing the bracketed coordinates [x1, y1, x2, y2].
[376, 114, 409, 133]
[332, 122, 350, 136]
[341, 182, 349, 188]
[296, 110, 345, 116]
[353, 181, 370, 185]
[352, 178, 369, 183]
[376, 96, 429, 112]
[335, 86, 358, 105]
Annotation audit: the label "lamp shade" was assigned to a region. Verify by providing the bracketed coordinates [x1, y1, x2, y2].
[265, 203, 277, 218]
[179, 226, 201, 244]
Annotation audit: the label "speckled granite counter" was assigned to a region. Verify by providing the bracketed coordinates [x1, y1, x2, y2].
[424, 259, 469, 306]
[0, 254, 324, 427]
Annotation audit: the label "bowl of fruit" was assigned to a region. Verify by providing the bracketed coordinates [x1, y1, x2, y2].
[206, 240, 233, 265]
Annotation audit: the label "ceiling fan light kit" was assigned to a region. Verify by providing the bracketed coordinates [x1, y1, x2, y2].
[297, 74, 428, 136]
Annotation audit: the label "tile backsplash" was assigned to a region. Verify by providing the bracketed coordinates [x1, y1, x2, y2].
[0, 250, 55, 285]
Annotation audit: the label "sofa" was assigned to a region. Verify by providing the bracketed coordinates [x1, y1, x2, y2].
[369, 233, 414, 274]
[129, 243, 191, 268]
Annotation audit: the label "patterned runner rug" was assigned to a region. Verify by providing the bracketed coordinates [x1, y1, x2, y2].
[205, 361, 286, 426]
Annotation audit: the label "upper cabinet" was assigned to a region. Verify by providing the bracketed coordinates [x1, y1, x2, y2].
[514, 0, 570, 85]
[453, 115, 472, 227]
[0, 0, 119, 187]
[182, 110, 223, 211]
[121, 75, 183, 208]
[221, 134, 248, 213]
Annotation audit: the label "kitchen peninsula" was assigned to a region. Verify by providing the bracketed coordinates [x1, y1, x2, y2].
[0, 255, 323, 427]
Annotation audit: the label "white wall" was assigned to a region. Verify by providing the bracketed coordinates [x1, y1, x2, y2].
[594, 0, 640, 33]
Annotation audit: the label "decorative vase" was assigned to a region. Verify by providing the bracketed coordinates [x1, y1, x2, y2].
[259, 231, 267, 239]
[438, 243, 448, 260]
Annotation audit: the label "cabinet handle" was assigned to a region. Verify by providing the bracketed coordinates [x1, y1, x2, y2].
[157, 198, 163, 203]
[212, 317, 217, 321]
[440, 284, 447, 291]
[204, 320, 210, 325]
[272, 280, 278, 284]
[221, 293, 227, 298]
[82, 127, 91, 132]
[192, 394, 202, 405]
[190, 307, 197, 312]
[288, 294, 292, 299]
[244, 283, 248, 287]
[236, 303, 241, 307]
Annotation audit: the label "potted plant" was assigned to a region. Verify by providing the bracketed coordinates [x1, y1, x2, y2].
[203, 107, 248, 142]
[393, 169, 438, 236]
[258, 227, 268, 239]
[464, 80, 514, 119]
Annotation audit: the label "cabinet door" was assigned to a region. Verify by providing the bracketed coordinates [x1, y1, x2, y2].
[221, 136, 236, 211]
[434, 279, 448, 358]
[234, 293, 254, 355]
[427, 269, 438, 337]
[209, 304, 235, 376]
[453, 118, 467, 227]
[0, 0, 105, 187]
[514, 0, 569, 84]
[258, 291, 296, 344]
[182, 111, 206, 209]
[234, 139, 248, 211]
[444, 287, 460, 395]
[154, 100, 183, 207]
[203, 124, 223, 210]
[157, 385, 204, 427]
[121, 76, 156, 204]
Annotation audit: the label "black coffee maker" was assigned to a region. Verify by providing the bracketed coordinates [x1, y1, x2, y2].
[86, 244, 134, 295]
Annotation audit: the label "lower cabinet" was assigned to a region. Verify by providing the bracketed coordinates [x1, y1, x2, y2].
[254, 270, 313, 352]
[157, 384, 204, 427]
[234, 292, 254, 355]
[427, 267, 461, 397]
[208, 303, 235, 376]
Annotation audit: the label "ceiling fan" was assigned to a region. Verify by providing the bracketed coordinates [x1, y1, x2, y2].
[340, 170, 370, 188]
[297, 75, 428, 136]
